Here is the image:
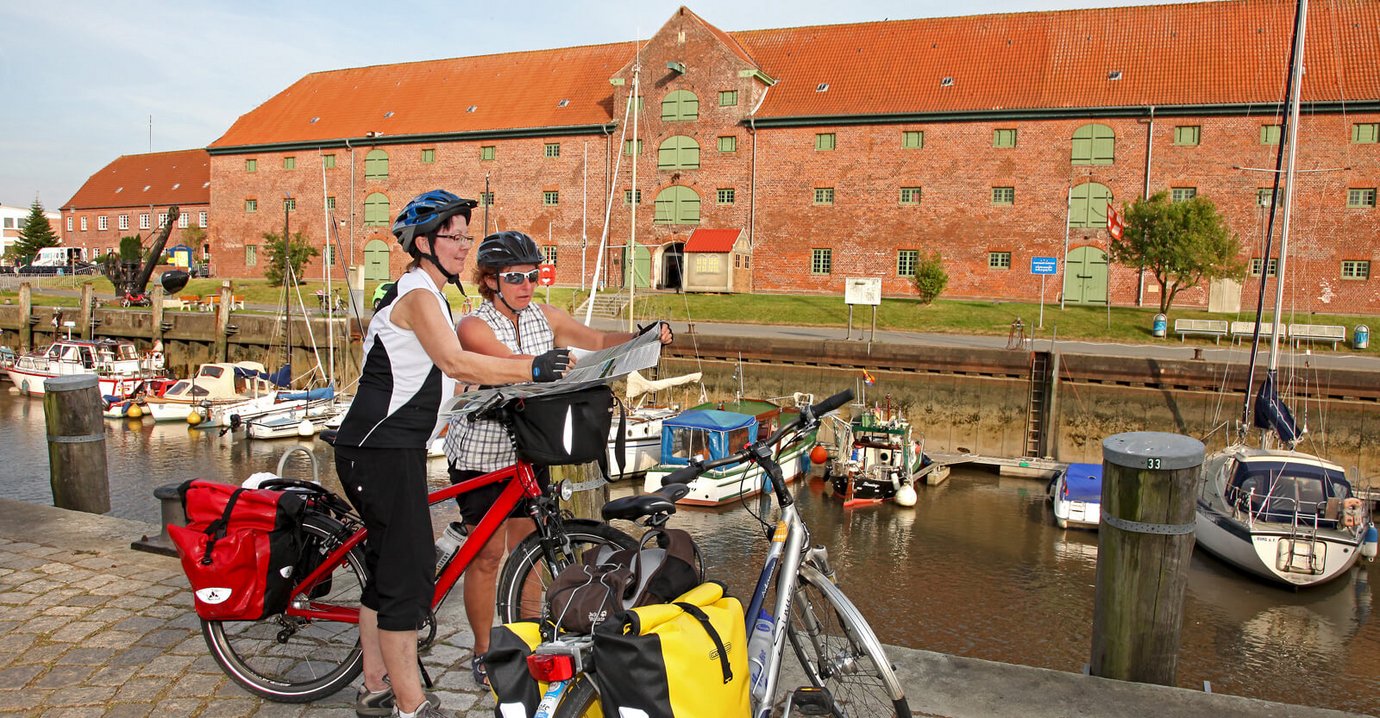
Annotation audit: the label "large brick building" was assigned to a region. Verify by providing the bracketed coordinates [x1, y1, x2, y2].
[61, 150, 211, 265]
[205, 0, 1379, 313]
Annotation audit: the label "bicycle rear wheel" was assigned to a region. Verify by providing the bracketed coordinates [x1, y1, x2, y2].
[551, 674, 603, 718]
[495, 520, 635, 624]
[786, 565, 911, 718]
[201, 512, 367, 702]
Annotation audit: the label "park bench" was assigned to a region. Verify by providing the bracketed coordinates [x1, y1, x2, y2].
[1174, 318, 1229, 343]
[1288, 323, 1346, 349]
[1230, 321, 1287, 343]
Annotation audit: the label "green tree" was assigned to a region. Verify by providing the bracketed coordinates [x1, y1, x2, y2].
[910, 251, 949, 304]
[1108, 192, 1246, 314]
[262, 230, 318, 286]
[12, 199, 60, 263]
[119, 235, 143, 262]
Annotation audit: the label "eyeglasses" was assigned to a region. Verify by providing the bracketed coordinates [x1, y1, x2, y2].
[435, 232, 474, 246]
[498, 269, 541, 285]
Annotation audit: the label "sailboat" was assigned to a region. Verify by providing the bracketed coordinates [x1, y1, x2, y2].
[1192, 0, 1376, 588]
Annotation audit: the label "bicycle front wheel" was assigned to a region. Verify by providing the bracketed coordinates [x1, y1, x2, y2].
[786, 565, 911, 718]
[201, 512, 367, 702]
[496, 520, 635, 624]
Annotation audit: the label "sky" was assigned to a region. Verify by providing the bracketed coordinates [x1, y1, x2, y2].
[0, 0, 1202, 211]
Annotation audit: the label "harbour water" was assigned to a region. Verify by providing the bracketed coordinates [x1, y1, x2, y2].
[0, 387, 1375, 714]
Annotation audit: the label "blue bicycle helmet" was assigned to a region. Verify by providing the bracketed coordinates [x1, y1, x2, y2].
[392, 190, 478, 255]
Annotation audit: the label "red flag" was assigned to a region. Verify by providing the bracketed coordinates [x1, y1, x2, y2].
[1107, 203, 1125, 240]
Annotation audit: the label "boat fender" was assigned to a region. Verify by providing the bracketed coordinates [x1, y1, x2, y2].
[297, 419, 315, 437]
[1362, 524, 1378, 562]
[895, 483, 918, 508]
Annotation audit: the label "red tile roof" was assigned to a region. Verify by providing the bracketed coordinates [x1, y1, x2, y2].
[735, 0, 1380, 118]
[64, 150, 210, 210]
[211, 43, 637, 149]
[685, 228, 741, 253]
[209, 0, 1378, 150]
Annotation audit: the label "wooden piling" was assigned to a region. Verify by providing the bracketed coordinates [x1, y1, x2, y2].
[1090, 431, 1203, 685]
[18, 282, 32, 352]
[42, 375, 110, 514]
[78, 283, 95, 340]
[214, 280, 232, 361]
[151, 285, 167, 347]
[553, 463, 610, 520]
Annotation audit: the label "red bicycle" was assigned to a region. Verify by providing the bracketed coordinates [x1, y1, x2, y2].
[200, 426, 634, 702]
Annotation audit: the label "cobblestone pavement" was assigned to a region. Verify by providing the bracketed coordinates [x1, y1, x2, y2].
[0, 500, 496, 718]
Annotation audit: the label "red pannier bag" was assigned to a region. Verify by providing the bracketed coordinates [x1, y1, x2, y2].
[169, 479, 305, 621]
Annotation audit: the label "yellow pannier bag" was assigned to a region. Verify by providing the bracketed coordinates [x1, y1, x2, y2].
[592, 581, 750, 718]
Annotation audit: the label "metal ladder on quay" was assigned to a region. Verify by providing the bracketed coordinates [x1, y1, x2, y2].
[1024, 351, 1051, 458]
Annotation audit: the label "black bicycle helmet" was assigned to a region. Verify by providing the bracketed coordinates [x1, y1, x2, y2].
[392, 190, 477, 255]
[476, 231, 543, 269]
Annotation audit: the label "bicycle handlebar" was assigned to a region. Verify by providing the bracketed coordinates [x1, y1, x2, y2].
[661, 388, 854, 487]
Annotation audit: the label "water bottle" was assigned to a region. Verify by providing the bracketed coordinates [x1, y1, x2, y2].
[434, 522, 466, 575]
[747, 608, 773, 702]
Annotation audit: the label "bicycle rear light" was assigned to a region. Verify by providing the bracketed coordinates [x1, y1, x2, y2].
[527, 653, 575, 682]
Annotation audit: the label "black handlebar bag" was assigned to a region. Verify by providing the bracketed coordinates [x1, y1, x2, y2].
[500, 384, 624, 471]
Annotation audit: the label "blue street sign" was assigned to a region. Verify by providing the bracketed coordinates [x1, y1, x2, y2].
[1031, 257, 1058, 275]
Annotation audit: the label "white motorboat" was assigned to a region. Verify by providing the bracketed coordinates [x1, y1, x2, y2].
[1049, 462, 1103, 530]
[144, 361, 285, 424]
[606, 370, 702, 478]
[7, 337, 168, 398]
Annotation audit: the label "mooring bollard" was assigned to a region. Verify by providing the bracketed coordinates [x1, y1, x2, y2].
[1090, 431, 1203, 686]
[131, 483, 184, 557]
[42, 375, 111, 514]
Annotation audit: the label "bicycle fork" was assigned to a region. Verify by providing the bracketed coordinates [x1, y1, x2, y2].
[752, 504, 810, 718]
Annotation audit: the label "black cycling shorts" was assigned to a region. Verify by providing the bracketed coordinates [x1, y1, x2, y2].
[335, 444, 434, 632]
[449, 464, 549, 527]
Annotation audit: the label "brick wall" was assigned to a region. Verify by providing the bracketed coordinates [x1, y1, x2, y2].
[203, 17, 1380, 314]
[59, 204, 209, 260]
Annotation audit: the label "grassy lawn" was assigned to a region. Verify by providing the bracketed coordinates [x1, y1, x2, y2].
[5, 278, 1377, 352]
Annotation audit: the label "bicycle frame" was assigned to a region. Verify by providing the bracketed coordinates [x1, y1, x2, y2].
[286, 459, 545, 623]
[751, 484, 811, 718]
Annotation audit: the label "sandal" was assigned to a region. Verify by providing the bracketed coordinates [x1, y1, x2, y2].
[472, 653, 489, 688]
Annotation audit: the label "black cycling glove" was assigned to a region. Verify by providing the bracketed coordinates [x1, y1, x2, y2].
[637, 321, 673, 345]
[532, 348, 572, 382]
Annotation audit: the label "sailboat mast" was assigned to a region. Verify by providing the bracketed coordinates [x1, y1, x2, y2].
[322, 152, 334, 388]
[627, 60, 640, 333]
[1268, 0, 1308, 373]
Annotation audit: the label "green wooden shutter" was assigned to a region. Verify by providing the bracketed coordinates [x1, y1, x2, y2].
[363, 192, 390, 226]
[364, 150, 388, 181]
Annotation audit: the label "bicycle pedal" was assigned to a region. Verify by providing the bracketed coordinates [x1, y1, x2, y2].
[784, 686, 834, 716]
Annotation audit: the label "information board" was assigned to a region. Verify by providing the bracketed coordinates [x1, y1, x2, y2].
[844, 277, 882, 306]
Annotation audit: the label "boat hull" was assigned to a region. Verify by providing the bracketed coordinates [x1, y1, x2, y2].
[644, 435, 814, 507]
[1194, 505, 1363, 587]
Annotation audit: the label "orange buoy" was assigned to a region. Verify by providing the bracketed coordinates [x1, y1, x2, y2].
[809, 444, 830, 465]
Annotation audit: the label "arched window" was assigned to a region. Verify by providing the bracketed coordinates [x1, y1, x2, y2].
[1072, 124, 1115, 165]
[1069, 183, 1112, 228]
[653, 186, 700, 225]
[657, 136, 700, 170]
[363, 192, 390, 227]
[364, 149, 389, 181]
[661, 90, 699, 122]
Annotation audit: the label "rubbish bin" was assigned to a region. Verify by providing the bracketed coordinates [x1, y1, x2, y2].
[1354, 325, 1370, 351]
[1152, 313, 1167, 338]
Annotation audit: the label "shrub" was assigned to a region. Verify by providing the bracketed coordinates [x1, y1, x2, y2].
[911, 252, 949, 304]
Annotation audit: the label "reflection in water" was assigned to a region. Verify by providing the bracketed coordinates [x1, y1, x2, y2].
[0, 388, 1375, 714]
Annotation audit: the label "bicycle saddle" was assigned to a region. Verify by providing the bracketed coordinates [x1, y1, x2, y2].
[601, 484, 690, 521]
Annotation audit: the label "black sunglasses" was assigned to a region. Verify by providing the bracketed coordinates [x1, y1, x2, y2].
[499, 269, 540, 285]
